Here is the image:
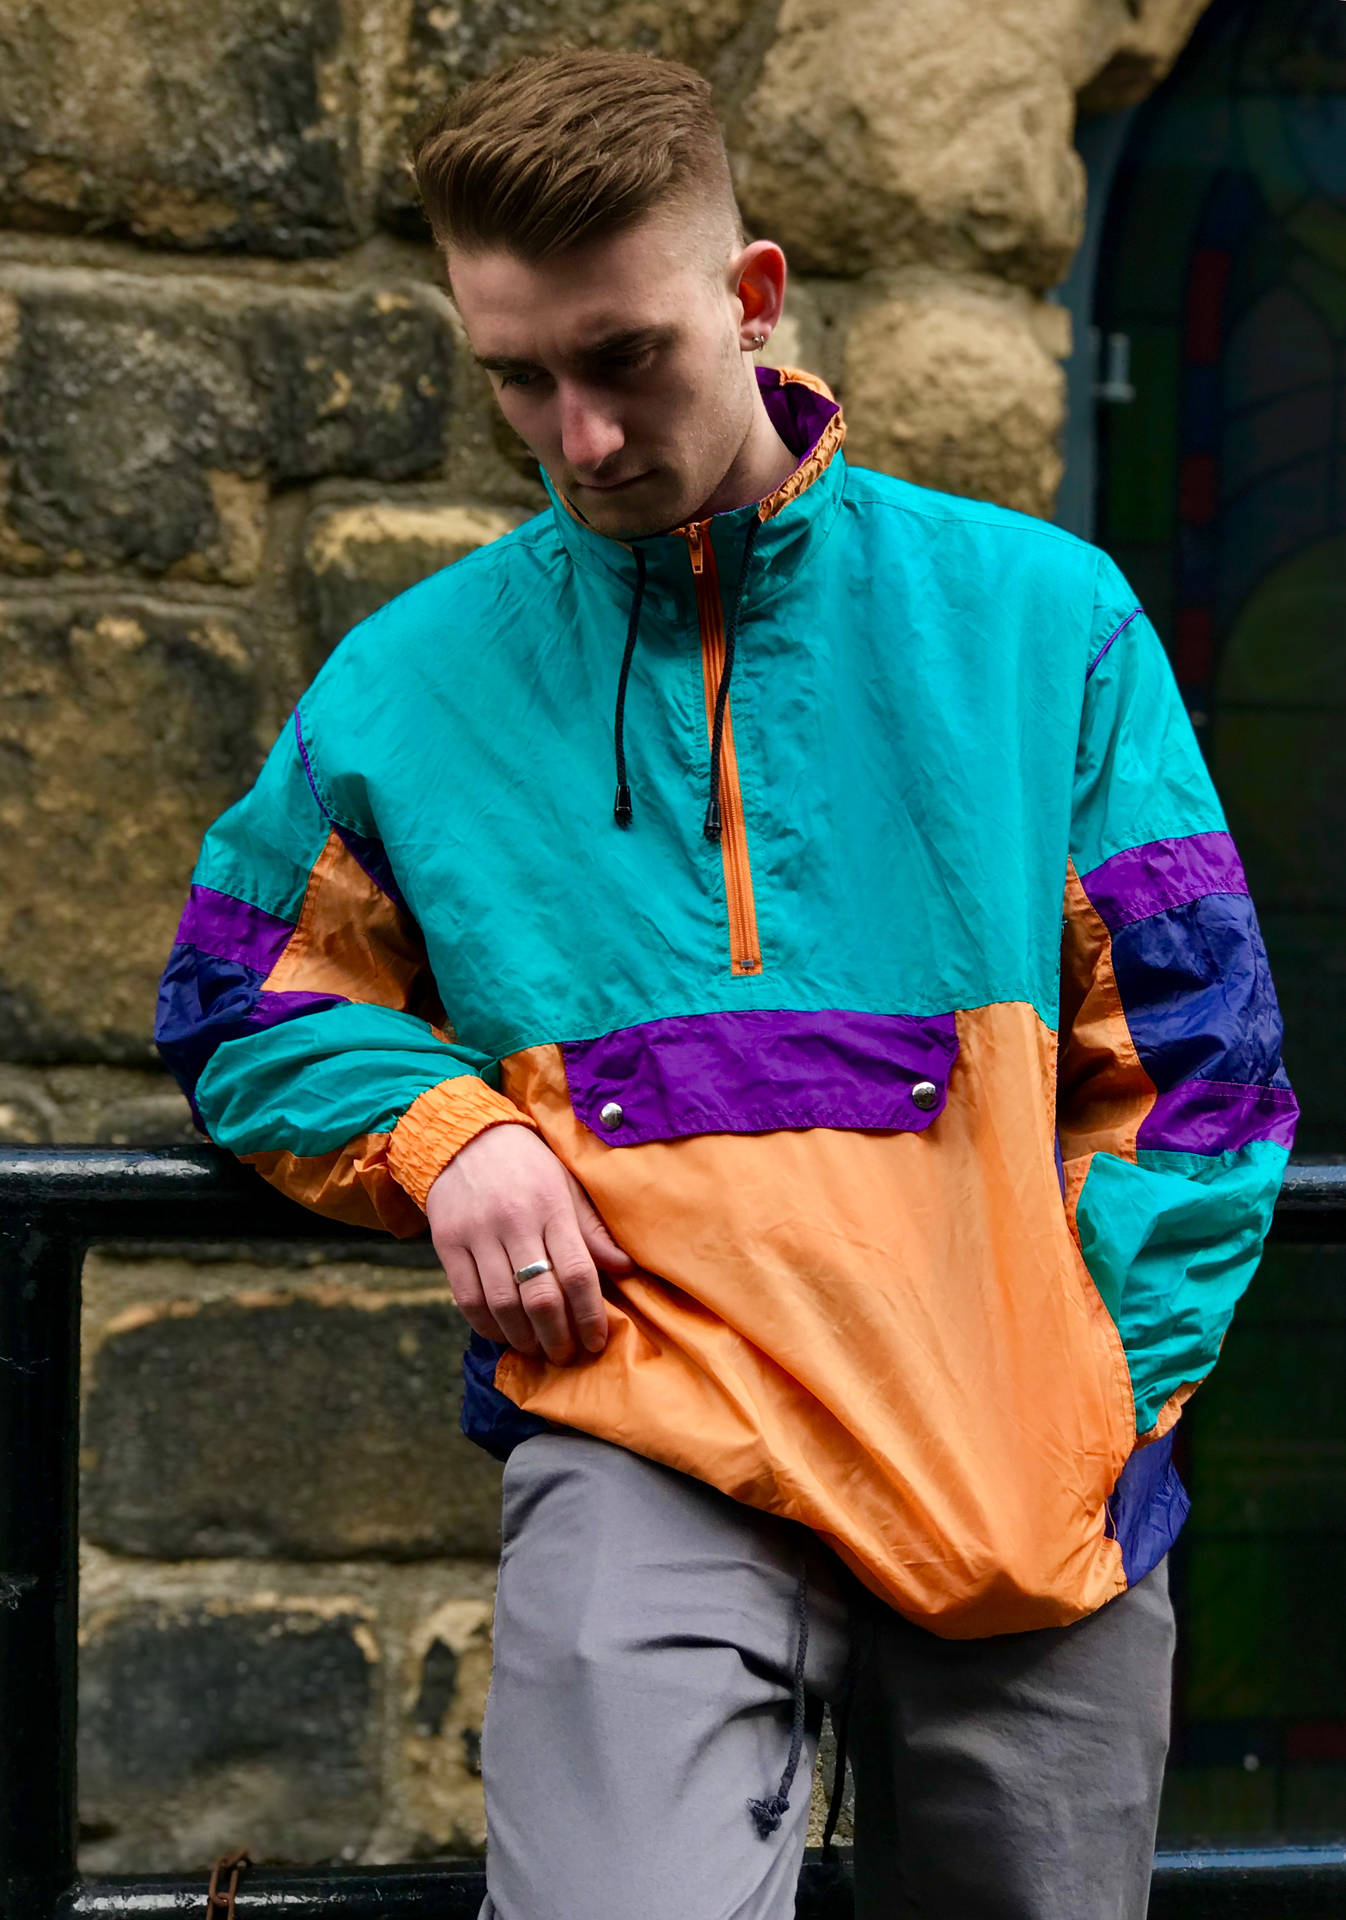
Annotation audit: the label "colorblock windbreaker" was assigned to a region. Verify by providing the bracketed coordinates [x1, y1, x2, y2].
[157, 366, 1298, 1637]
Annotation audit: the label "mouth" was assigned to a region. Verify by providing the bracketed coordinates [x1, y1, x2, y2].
[577, 471, 650, 493]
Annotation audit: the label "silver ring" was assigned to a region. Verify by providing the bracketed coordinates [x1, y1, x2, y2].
[513, 1259, 554, 1286]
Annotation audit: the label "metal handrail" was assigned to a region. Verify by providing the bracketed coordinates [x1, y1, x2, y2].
[2, 1145, 1343, 1239]
[2, 1148, 1345, 1920]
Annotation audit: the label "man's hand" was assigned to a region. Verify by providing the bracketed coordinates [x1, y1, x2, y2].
[426, 1123, 636, 1365]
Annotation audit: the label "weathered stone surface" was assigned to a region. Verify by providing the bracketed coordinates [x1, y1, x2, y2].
[400, 1597, 493, 1854]
[381, 0, 759, 235]
[0, 604, 261, 1062]
[0, 1065, 195, 1144]
[75, 1546, 499, 1870]
[249, 289, 454, 485]
[304, 501, 526, 655]
[77, 1086, 199, 1146]
[0, 284, 265, 583]
[1075, 0, 1214, 113]
[0, 0, 361, 256]
[82, 1289, 504, 1559]
[0, 275, 453, 581]
[734, 0, 1086, 287]
[81, 1258, 450, 1365]
[841, 281, 1067, 519]
[383, 0, 1209, 263]
[79, 1595, 380, 1870]
[0, 1068, 61, 1144]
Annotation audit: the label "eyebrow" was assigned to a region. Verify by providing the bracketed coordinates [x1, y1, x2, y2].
[473, 325, 674, 373]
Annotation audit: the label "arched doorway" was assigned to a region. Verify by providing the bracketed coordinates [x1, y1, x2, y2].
[1093, 0, 1346, 1843]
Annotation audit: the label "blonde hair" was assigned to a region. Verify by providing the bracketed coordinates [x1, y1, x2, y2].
[406, 47, 744, 260]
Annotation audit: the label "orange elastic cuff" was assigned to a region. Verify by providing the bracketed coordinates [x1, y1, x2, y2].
[387, 1074, 542, 1209]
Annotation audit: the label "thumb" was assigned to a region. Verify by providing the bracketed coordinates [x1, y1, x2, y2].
[567, 1176, 637, 1273]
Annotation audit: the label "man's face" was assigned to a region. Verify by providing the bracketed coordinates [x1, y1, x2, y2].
[447, 208, 756, 538]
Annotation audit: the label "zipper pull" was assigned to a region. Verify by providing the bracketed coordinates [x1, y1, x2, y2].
[686, 522, 705, 576]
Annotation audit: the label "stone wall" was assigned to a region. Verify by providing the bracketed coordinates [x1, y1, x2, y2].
[0, 0, 1208, 1871]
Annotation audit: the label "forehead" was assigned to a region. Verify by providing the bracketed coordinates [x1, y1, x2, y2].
[448, 214, 721, 360]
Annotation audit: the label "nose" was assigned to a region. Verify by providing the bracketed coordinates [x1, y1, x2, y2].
[558, 382, 625, 474]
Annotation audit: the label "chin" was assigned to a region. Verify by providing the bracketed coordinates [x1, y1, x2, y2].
[568, 474, 692, 541]
[608, 510, 682, 540]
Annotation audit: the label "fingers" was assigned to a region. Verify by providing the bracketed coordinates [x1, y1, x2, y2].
[515, 1258, 579, 1366]
[567, 1176, 638, 1276]
[473, 1240, 543, 1357]
[542, 1214, 611, 1355]
[441, 1237, 580, 1364]
[495, 1216, 605, 1364]
[456, 1232, 597, 1367]
[423, 1129, 625, 1365]
[437, 1242, 517, 1351]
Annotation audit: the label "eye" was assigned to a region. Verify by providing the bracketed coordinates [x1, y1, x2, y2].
[498, 369, 538, 391]
[605, 347, 655, 376]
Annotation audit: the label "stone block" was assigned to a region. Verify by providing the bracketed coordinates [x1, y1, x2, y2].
[303, 501, 526, 655]
[400, 1597, 494, 1854]
[0, 1065, 196, 1145]
[0, 1067, 62, 1144]
[249, 290, 454, 486]
[0, 603, 261, 1062]
[380, 0, 757, 235]
[0, 0, 361, 255]
[0, 284, 265, 584]
[0, 275, 453, 581]
[733, 0, 1085, 287]
[81, 1289, 504, 1559]
[841, 281, 1067, 520]
[1075, 0, 1214, 113]
[79, 1595, 380, 1870]
[80, 1257, 448, 1367]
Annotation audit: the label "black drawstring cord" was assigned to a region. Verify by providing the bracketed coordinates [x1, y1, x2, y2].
[612, 546, 647, 827]
[748, 1564, 810, 1839]
[611, 515, 763, 837]
[704, 513, 763, 843]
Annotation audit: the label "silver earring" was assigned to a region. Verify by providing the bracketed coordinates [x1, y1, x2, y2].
[749, 332, 767, 350]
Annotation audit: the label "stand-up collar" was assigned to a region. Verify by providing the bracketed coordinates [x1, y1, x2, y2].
[540, 368, 846, 843]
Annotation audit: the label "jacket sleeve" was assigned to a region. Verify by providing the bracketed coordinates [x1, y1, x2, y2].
[155, 704, 541, 1235]
[1057, 552, 1298, 1442]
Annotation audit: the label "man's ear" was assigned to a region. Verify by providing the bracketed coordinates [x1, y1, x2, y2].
[729, 239, 788, 352]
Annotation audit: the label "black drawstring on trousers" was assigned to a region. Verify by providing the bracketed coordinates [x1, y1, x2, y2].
[748, 1564, 810, 1840]
[612, 514, 763, 837]
[746, 1558, 865, 1851]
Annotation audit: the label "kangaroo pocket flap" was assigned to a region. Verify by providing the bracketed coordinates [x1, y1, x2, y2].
[562, 1007, 960, 1145]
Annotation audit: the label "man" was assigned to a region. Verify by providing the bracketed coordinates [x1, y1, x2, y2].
[156, 46, 1298, 1920]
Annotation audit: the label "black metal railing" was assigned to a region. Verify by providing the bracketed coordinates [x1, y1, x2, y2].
[3, 1147, 1345, 1920]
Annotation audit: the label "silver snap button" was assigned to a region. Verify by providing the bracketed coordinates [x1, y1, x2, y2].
[911, 1080, 939, 1111]
[598, 1100, 625, 1128]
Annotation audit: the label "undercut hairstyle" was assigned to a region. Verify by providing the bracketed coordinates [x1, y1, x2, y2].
[405, 47, 746, 262]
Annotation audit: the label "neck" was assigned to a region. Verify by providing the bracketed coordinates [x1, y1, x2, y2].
[689, 379, 799, 521]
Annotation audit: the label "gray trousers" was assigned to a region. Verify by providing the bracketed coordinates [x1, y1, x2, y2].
[478, 1433, 1174, 1920]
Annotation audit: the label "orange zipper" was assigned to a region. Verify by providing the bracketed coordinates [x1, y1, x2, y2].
[686, 521, 763, 976]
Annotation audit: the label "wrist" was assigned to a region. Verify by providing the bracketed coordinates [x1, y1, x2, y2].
[388, 1075, 542, 1209]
